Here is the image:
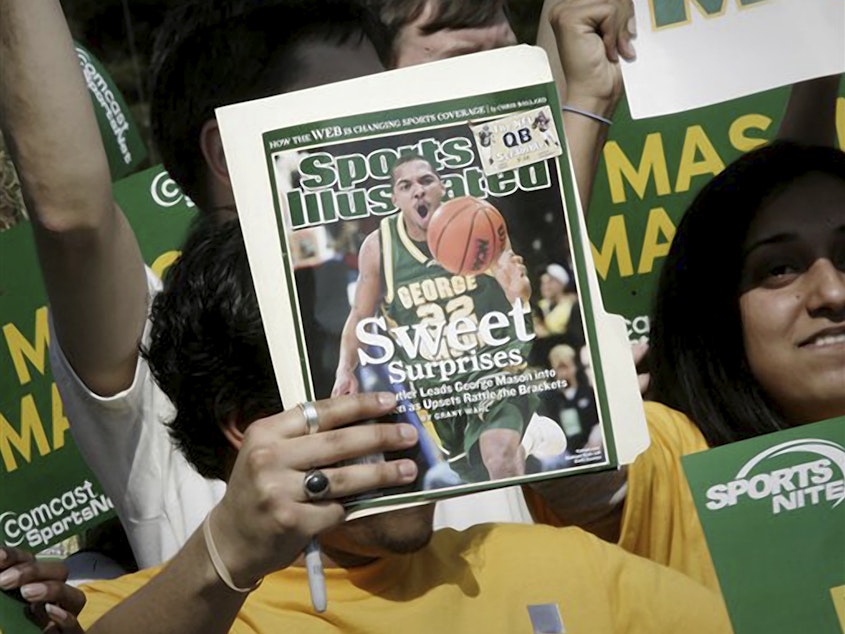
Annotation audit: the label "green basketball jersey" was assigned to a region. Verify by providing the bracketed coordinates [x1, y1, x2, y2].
[378, 213, 531, 385]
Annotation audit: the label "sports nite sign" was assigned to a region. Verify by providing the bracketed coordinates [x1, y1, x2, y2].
[684, 418, 845, 634]
[703, 438, 845, 515]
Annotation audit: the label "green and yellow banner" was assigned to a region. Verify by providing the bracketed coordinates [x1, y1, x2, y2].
[587, 87, 845, 341]
[0, 165, 195, 555]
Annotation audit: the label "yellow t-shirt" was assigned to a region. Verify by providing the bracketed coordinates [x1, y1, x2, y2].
[80, 523, 730, 633]
[524, 402, 719, 593]
[619, 401, 719, 593]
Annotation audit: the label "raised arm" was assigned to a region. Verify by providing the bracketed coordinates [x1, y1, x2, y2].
[777, 74, 842, 146]
[332, 231, 383, 396]
[527, 1, 637, 535]
[539, 0, 635, 213]
[0, 0, 147, 396]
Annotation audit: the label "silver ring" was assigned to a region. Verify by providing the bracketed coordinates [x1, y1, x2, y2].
[303, 469, 330, 501]
[298, 401, 319, 435]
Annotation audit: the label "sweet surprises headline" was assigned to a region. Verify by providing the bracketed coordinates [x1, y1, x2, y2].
[360, 298, 534, 385]
[279, 135, 553, 230]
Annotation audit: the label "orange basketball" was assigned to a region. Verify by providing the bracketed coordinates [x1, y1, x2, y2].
[427, 196, 508, 275]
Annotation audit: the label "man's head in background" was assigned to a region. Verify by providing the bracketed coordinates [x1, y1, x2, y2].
[149, 0, 388, 215]
[368, 0, 516, 68]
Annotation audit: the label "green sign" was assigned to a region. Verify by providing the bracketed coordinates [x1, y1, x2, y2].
[0, 221, 108, 552]
[75, 43, 148, 180]
[0, 165, 195, 554]
[586, 87, 845, 341]
[684, 417, 845, 634]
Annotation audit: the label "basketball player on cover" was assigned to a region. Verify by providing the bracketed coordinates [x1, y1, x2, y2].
[333, 154, 544, 483]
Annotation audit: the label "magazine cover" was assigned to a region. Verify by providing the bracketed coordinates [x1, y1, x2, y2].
[216, 46, 648, 514]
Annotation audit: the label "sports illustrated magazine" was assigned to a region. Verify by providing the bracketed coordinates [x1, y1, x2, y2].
[217, 47, 648, 514]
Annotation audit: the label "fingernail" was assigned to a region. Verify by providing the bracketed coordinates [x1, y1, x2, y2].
[398, 424, 417, 441]
[0, 568, 20, 589]
[627, 16, 637, 36]
[378, 392, 396, 407]
[398, 461, 417, 478]
[45, 603, 69, 623]
[20, 582, 47, 601]
[0, 549, 6, 565]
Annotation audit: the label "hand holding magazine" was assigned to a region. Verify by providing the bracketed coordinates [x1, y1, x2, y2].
[216, 46, 648, 515]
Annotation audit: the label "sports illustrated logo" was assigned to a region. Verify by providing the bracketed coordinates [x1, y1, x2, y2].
[0, 480, 113, 549]
[151, 169, 195, 209]
[705, 439, 845, 515]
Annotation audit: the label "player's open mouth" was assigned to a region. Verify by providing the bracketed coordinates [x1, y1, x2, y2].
[417, 203, 429, 218]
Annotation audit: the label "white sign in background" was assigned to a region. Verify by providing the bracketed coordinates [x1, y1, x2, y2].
[623, 0, 845, 119]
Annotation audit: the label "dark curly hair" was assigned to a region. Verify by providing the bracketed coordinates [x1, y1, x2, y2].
[364, 0, 509, 65]
[142, 217, 283, 480]
[149, 0, 388, 213]
[649, 141, 845, 447]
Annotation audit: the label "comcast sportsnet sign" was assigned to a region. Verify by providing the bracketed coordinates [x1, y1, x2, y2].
[0, 480, 113, 550]
[704, 439, 845, 515]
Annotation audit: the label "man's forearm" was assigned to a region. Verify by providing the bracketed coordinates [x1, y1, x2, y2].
[0, 0, 112, 226]
[337, 315, 363, 376]
[85, 528, 245, 634]
[537, 0, 611, 212]
[562, 96, 614, 213]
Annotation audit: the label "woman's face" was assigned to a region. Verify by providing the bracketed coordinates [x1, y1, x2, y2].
[739, 172, 845, 425]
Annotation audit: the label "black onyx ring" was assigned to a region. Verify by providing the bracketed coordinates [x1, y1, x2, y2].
[303, 469, 331, 501]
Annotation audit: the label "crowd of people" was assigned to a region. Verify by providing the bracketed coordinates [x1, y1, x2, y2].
[0, 0, 841, 632]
